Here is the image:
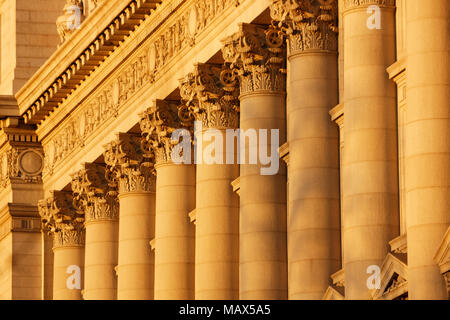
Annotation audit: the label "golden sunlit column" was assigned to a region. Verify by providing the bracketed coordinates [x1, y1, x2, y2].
[39, 191, 85, 300]
[71, 163, 119, 300]
[342, 0, 399, 299]
[270, 1, 341, 299]
[104, 134, 156, 300]
[140, 100, 196, 300]
[180, 63, 240, 300]
[223, 23, 287, 300]
[405, 0, 449, 300]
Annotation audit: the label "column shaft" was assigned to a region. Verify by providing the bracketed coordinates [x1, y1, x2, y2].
[195, 129, 239, 299]
[405, 0, 449, 300]
[342, 2, 399, 299]
[154, 164, 195, 299]
[53, 246, 84, 300]
[239, 93, 287, 299]
[117, 192, 155, 300]
[288, 52, 341, 299]
[84, 221, 118, 300]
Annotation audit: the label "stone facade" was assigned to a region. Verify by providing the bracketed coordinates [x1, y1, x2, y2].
[0, 0, 448, 300]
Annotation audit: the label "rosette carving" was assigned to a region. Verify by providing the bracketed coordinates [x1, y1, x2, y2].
[270, 0, 338, 54]
[103, 133, 156, 193]
[38, 191, 85, 248]
[222, 23, 286, 96]
[71, 163, 119, 223]
[140, 100, 193, 166]
[179, 63, 239, 129]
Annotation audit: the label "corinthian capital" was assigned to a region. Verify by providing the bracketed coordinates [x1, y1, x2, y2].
[38, 191, 85, 248]
[270, 0, 338, 54]
[71, 163, 119, 223]
[103, 133, 156, 193]
[222, 23, 286, 96]
[140, 100, 193, 166]
[179, 63, 239, 129]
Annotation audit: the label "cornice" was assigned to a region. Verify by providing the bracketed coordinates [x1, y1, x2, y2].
[39, 0, 266, 192]
[17, 0, 163, 125]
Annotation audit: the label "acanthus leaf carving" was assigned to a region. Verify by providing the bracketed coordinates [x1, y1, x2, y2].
[71, 163, 119, 223]
[140, 100, 193, 166]
[0, 146, 44, 188]
[103, 133, 156, 193]
[38, 191, 85, 248]
[270, 0, 338, 54]
[180, 63, 239, 129]
[45, 0, 244, 178]
[222, 23, 286, 96]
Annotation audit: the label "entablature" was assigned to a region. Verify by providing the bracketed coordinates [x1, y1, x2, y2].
[17, 0, 164, 125]
[37, 0, 270, 193]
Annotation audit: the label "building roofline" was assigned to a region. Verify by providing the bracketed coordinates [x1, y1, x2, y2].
[16, 0, 162, 125]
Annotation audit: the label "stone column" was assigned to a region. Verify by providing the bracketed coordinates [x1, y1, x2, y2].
[140, 100, 196, 300]
[271, 0, 340, 299]
[270, 1, 342, 299]
[223, 23, 287, 300]
[405, 0, 449, 300]
[71, 163, 119, 300]
[38, 191, 85, 300]
[104, 134, 156, 300]
[342, 0, 398, 299]
[180, 63, 240, 300]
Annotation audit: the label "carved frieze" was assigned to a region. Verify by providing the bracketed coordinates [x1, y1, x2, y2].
[140, 100, 193, 166]
[270, 0, 338, 54]
[44, 0, 243, 178]
[38, 191, 85, 248]
[103, 133, 156, 193]
[71, 163, 119, 223]
[222, 23, 286, 96]
[180, 63, 239, 129]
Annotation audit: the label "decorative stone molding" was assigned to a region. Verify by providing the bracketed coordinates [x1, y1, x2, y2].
[278, 142, 289, 166]
[180, 63, 239, 129]
[140, 100, 193, 166]
[434, 226, 450, 298]
[57, 0, 85, 44]
[331, 268, 345, 288]
[38, 191, 85, 248]
[41, 0, 244, 177]
[389, 234, 407, 254]
[0, 204, 41, 241]
[343, 0, 395, 11]
[231, 177, 240, 196]
[372, 253, 408, 300]
[270, 0, 338, 54]
[0, 147, 44, 188]
[0, 126, 44, 189]
[322, 285, 345, 300]
[103, 133, 156, 193]
[71, 163, 119, 223]
[222, 23, 286, 96]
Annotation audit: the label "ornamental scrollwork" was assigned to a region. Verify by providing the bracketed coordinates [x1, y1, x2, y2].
[270, 0, 338, 54]
[140, 100, 193, 166]
[0, 147, 44, 188]
[38, 191, 85, 248]
[71, 163, 119, 223]
[222, 23, 286, 96]
[179, 63, 239, 129]
[45, 0, 244, 178]
[103, 133, 156, 193]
